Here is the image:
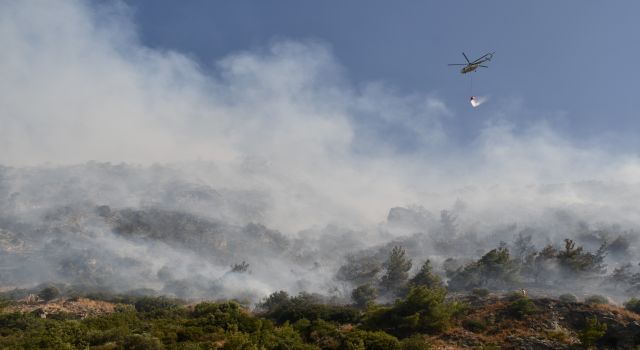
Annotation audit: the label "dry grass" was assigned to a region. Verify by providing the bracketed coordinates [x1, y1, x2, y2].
[5, 297, 117, 318]
[592, 302, 640, 322]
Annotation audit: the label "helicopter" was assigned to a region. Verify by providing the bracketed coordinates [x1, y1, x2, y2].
[448, 52, 494, 74]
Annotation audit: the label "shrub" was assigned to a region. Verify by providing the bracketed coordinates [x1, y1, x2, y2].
[364, 286, 466, 336]
[192, 302, 258, 333]
[18, 318, 89, 349]
[547, 329, 568, 342]
[462, 318, 487, 333]
[0, 298, 11, 311]
[578, 316, 607, 348]
[400, 334, 431, 350]
[341, 331, 366, 350]
[505, 297, 536, 319]
[221, 329, 255, 350]
[134, 296, 180, 313]
[358, 330, 401, 350]
[259, 291, 290, 314]
[38, 286, 60, 302]
[299, 319, 340, 348]
[261, 323, 316, 350]
[504, 291, 526, 302]
[623, 298, 640, 314]
[261, 292, 360, 325]
[584, 295, 608, 305]
[558, 294, 577, 303]
[87, 327, 130, 346]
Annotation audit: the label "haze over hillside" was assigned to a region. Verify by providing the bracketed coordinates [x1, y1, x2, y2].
[2, 162, 640, 303]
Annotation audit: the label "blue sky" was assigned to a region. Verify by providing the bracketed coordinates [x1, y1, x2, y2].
[127, 0, 640, 149]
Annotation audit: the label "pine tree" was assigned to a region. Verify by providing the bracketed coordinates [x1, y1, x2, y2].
[409, 260, 443, 289]
[380, 246, 412, 297]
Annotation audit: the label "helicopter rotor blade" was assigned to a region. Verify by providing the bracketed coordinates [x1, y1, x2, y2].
[471, 53, 494, 64]
[486, 52, 495, 60]
[462, 52, 471, 63]
[471, 57, 488, 64]
[448, 64, 467, 66]
[479, 65, 489, 68]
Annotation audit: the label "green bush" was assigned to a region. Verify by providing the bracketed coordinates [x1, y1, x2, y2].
[341, 331, 366, 350]
[86, 327, 130, 346]
[578, 316, 607, 348]
[400, 334, 431, 350]
[624, 298, 640, 314]
[0, 298, 11, 312]
[547, 329, 568, 342]
[462, 318, 487, 333]
[82, 309, 140, 332]
[558, 293, 577, 303]
[505, 297, 536, 319]
[261, 292, 360, 325]
[584, 295, 608, 305]
[298, 319, 340, 349]
[38, 286, 61, 302]
[20, 319, 89, 349]
[623, 297, 640, 314]
[261, 323, 317, 350]
[504, 291, 526, 302]
[134, 296, 181, 313]
[352, 330, 401, 350]
[259, 291, 290, 313]
[120, 333, 164, 349]
[223, 329, 257, 350]
[192, 301, 258, 333]
[364, 286, 466, 336]
[0, 313, 42, 335]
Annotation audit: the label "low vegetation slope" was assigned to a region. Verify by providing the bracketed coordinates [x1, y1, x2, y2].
[1, 287, 639, 349]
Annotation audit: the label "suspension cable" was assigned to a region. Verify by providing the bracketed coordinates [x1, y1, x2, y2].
[470, 73, 473, 96]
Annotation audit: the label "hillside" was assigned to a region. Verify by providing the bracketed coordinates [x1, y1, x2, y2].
[433, 294, 640, 349]
[1, 290, 639, 349]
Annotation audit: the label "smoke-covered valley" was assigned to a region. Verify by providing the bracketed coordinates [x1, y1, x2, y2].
[2, 1, 640, 305]
[2, 163, 640, 304]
